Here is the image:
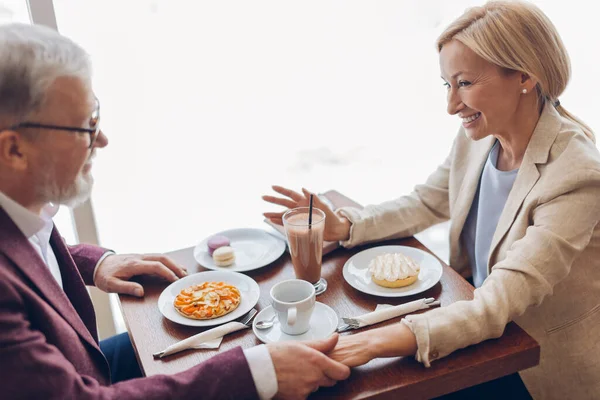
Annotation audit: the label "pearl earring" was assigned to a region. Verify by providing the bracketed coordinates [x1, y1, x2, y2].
[522, 89, 527, 94]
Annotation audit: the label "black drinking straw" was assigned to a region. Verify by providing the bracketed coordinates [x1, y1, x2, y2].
[308, 194, 314, 230]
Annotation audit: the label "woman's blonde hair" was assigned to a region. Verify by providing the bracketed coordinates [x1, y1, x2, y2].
[437, 0, 594, 142]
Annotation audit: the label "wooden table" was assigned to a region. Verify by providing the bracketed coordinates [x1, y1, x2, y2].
[119, 235, 540, 399]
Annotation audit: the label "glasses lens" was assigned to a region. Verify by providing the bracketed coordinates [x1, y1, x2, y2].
[88, 99, 100, 148]
[90, 99, 100, 128]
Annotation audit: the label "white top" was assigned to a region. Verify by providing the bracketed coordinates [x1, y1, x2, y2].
[0, 191, 278, 399]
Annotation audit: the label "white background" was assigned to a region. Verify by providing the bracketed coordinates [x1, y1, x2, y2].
[2, 0, 599, 265]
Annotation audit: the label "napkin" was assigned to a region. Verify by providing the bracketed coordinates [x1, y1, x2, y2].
[350, 298, 440, 328]
[155, 322, 248, 358]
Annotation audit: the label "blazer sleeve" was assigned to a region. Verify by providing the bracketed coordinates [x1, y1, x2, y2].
[67, 244, 110, 286]
[0, 276, 259, 400]
[337, 138, 455, 248]
[403, 169, 600, 366]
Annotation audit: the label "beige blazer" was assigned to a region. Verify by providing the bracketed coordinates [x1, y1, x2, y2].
[338, 103, 600, 400]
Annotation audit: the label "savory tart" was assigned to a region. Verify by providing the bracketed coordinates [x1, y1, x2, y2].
[174, 281, 241, 320]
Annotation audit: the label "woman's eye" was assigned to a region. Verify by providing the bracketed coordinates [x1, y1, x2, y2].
[458, 80, 471, 87]
[443, 82, 451, 89]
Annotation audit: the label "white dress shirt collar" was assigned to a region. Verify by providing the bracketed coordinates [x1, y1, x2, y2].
[0, 191, 60, 265]
[0, 191, 62, 287]
[0, 191, 59, 238]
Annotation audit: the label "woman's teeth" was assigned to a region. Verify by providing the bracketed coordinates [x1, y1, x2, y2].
[463, 113, 481, 123]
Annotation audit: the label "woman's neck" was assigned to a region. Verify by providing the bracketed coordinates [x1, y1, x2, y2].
[495, 99, 543, 171]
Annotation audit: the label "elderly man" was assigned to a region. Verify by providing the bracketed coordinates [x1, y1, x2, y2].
[0, 23, 349, 399]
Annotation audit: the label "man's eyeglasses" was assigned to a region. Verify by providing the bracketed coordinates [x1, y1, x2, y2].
[9, 98, 101, 149]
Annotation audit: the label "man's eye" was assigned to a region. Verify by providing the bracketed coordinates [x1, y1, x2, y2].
[443, 82, 451, 89]
[89, 115, 99, 128]
[458, 80, 471, 87]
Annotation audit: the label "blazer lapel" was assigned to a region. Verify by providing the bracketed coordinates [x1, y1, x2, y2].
[0, 208, 100, 351]
[449, 135, 495, 267]
[487, 103, 562, 270]
[50, 228, 100, 343]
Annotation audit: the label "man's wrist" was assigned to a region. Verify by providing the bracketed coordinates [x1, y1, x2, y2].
[92, 251, 115, 286]
[244, 345, 278, 400]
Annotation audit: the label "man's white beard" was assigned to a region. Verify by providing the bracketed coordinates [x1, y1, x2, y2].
[59, 172, 94, 208]
[36, 164, 94, 208]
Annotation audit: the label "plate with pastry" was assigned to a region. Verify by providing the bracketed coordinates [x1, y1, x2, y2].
[158, 270, 260, 327]
[194, 228, 286, 272]
[342, 245, 443, 297]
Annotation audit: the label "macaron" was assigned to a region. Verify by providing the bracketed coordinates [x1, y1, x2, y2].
[212, 246, 236, 267]
[207, 235, 231, 256]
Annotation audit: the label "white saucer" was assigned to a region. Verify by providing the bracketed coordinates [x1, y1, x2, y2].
[194, 228, 286, 272]
[252, 302, 338, 344]
[158, 270, 260, 327]
[342, 245, 443, 297]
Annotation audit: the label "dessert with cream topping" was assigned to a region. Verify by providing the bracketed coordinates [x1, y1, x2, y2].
[368, 253, 420, 288]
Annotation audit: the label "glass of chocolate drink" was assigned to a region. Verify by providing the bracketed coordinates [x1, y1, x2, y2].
[282, 207, 327, 295]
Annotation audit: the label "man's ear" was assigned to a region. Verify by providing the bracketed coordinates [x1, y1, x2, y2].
[0, 130, 30, 171]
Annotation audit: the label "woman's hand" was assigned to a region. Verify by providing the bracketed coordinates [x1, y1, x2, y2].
[327, 332, 378, 367]
[328, 324, 419, 367]
[263, 185, 351, 242]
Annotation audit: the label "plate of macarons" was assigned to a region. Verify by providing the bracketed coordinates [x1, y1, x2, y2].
[194, 228, 286, 272]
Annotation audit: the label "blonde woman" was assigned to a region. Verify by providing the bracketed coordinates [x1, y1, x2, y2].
[263, 1, 600, 398]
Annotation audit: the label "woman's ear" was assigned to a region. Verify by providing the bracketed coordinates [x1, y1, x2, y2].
[520, 73, 538, 94]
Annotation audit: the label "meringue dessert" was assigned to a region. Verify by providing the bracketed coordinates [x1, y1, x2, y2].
[368, 253, 420, 288]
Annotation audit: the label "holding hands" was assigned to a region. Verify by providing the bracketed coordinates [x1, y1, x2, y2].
[328, 324, 418, 368]
[262, 185, 351, 242]
[326, 333, 378, 368]
[269, 334, 351, 400]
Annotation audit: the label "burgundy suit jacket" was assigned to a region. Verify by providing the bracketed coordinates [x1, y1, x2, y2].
[0, 208, 259, 399]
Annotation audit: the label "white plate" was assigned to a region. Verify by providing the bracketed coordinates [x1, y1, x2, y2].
[158, 271, 260, 327]
[342, 245, 443, 297]
[252, 302, 338, 344]
[194, 228, 286, 272]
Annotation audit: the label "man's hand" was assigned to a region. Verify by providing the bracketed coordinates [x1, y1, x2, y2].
[94, 254, 187, 297]
[267, 334, 351, 400]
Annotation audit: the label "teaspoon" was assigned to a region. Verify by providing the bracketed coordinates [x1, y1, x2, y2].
[255, 315, 277, 329]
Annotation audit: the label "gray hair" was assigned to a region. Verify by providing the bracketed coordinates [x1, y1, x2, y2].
[0, 23, 91, 128]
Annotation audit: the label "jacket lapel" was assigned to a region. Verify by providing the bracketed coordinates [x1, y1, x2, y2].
[449, 135, 495, 270]
[50, 228, 100, 343]
[486, 103, 562, 270]
[0, 208, 100, 351]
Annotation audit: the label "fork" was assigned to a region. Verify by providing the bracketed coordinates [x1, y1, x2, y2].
[240, 308, 258, 326]
[336, 322, 356, 333]
[341, 298, 441, 329]
[341, 317, 361, 328]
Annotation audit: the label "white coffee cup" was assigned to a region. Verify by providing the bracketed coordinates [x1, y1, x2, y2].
[270, 279, 316, 335]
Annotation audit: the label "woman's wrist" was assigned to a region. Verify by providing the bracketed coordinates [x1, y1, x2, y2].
[335, 216, 351, 242]
[367, 323, 418, 359]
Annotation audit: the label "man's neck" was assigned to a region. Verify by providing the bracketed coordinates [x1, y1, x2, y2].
[0, 186, 45, 215]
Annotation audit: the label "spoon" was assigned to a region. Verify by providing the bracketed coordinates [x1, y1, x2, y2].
[255, 315, 277, 329]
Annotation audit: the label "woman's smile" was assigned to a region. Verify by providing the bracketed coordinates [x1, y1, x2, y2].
[461, 112, 482, 128]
